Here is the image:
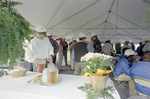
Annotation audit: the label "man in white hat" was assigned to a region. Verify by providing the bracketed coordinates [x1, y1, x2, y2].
[91, 33, 102, 53]
[62, 37, 69, 66]
[142, 37, 150, 53]
[25, 24, 54, 72]
[114, 49, 138, 96]
[69, 38, 77, 71]
[55, 36, 66, 71]
[121, 41, 132, 54]
[72, 33, 94, 75]
[102, 40, 113, 56]
[47, 32, 59, 64]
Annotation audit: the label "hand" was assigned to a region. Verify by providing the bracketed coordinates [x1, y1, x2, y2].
[53, 54, 56, 58]
[74, 63, 76, 65]
[33, 58, 40, 64]
[47, 55, 53, 63]
[133, 61, 138, 66]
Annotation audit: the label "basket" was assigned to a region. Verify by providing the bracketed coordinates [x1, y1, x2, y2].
[8, 63, 27, 78]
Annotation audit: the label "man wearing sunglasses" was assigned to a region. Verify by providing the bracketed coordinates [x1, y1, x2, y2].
[25, 24, 54, 72]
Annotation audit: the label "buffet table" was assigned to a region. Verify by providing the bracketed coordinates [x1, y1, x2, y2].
[0, 72, 120, 99]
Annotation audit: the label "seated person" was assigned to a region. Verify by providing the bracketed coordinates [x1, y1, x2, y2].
[119, 47, 130, 60]
[114, 49, 138, 96]
[130, 51, 150, 96]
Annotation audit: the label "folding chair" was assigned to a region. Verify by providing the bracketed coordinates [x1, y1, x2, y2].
[110, 64, 127, 88]
[133, 77, 150, 96]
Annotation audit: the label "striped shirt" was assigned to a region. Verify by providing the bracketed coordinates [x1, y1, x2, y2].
[49, 39, 59, 52]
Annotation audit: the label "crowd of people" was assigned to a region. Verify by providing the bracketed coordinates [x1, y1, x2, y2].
[25, 24, 150, 97]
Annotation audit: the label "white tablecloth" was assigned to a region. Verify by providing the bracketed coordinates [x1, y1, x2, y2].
[0, 72, 120, 99]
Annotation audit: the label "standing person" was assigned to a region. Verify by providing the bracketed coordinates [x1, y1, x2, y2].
[62, 38, 69, 66]
[121, 41, 131, 54]
[115, 42, 121, 54]
[131, 42, 135, 51]
[140, 37, 150, 56]
[108, 40, 114, 56]
[25, 24, 54, 72]
[136, 42, 142, 56]
[102, 40, 113, 56]
[56, 37, 66, 71]
[91, 33, 102, 53]
[142, 37, 150, 53]
[47, 32, 59, 64]
[72, 33, 94, 76]
[130, 51, 150, 96]
[69, 38, 77, 71]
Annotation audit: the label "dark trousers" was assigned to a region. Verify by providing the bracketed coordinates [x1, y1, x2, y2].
[63, 50, 68, 65]
[53, 56, 56, 64]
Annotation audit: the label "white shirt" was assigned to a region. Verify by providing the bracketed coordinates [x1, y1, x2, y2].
[142, 41, 150, 52]
[25, 37, 54, 62]
[121, 45, 131, 54]
[102, 43, 113, 55]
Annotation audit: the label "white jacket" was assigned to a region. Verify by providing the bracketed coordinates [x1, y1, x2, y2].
[25, 37, 54, 62]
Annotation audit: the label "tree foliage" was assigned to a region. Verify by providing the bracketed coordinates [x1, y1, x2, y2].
[0, 0, 33, 69]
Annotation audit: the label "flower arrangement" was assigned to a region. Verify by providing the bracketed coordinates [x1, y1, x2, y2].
[81, 52, 112, 78]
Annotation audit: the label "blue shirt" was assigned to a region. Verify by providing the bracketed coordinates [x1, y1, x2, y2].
[72, 41, 94, 63]
[119, 54, 125, 60]
[49, 39, 59, 52]
[119, 54, 133, 67]
[130, 62, 150, 96]
[114, 56, 131, 77]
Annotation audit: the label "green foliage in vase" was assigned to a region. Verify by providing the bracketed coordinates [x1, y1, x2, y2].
[78, 83, 115, 99]
[0, 0, 33, 69]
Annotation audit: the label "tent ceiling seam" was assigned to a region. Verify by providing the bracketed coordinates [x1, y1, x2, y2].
[46, 0, 65, 28]
[107, 22, 127, 40]
[111, 11, 150, 31]
[62, 12, 108, 36]
[107, 22, 139, 40]
[71, 21, 105, 39]
[108, 22, 143, 40]
[48, 0, 100, 29]
[84, 21, 106, 33]
[105, 0, 115, 21]
[102, 22, 107, 41]
[116, 0, 118, 28]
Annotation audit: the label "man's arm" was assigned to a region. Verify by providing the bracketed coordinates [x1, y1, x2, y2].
[87, 44, 94, 52]
[54, 47, 59, 58]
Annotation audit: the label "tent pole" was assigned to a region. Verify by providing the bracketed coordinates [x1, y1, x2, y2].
[107, 22, 140, 40]
[71, 21, 105, 39]
[102, 21, 107, 41]
[108, 22, 143, 40]
[111, 11, 150, 31]
[62, 12, 108, 36]
[107, 22, 127, 40]
[48, 0, 100, 29]
[84, 21, 106, 33]
[46, 0, 65, 28]
[116, 0, 118, 29]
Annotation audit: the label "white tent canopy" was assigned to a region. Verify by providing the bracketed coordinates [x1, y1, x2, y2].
[14, 0, 150, 43]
